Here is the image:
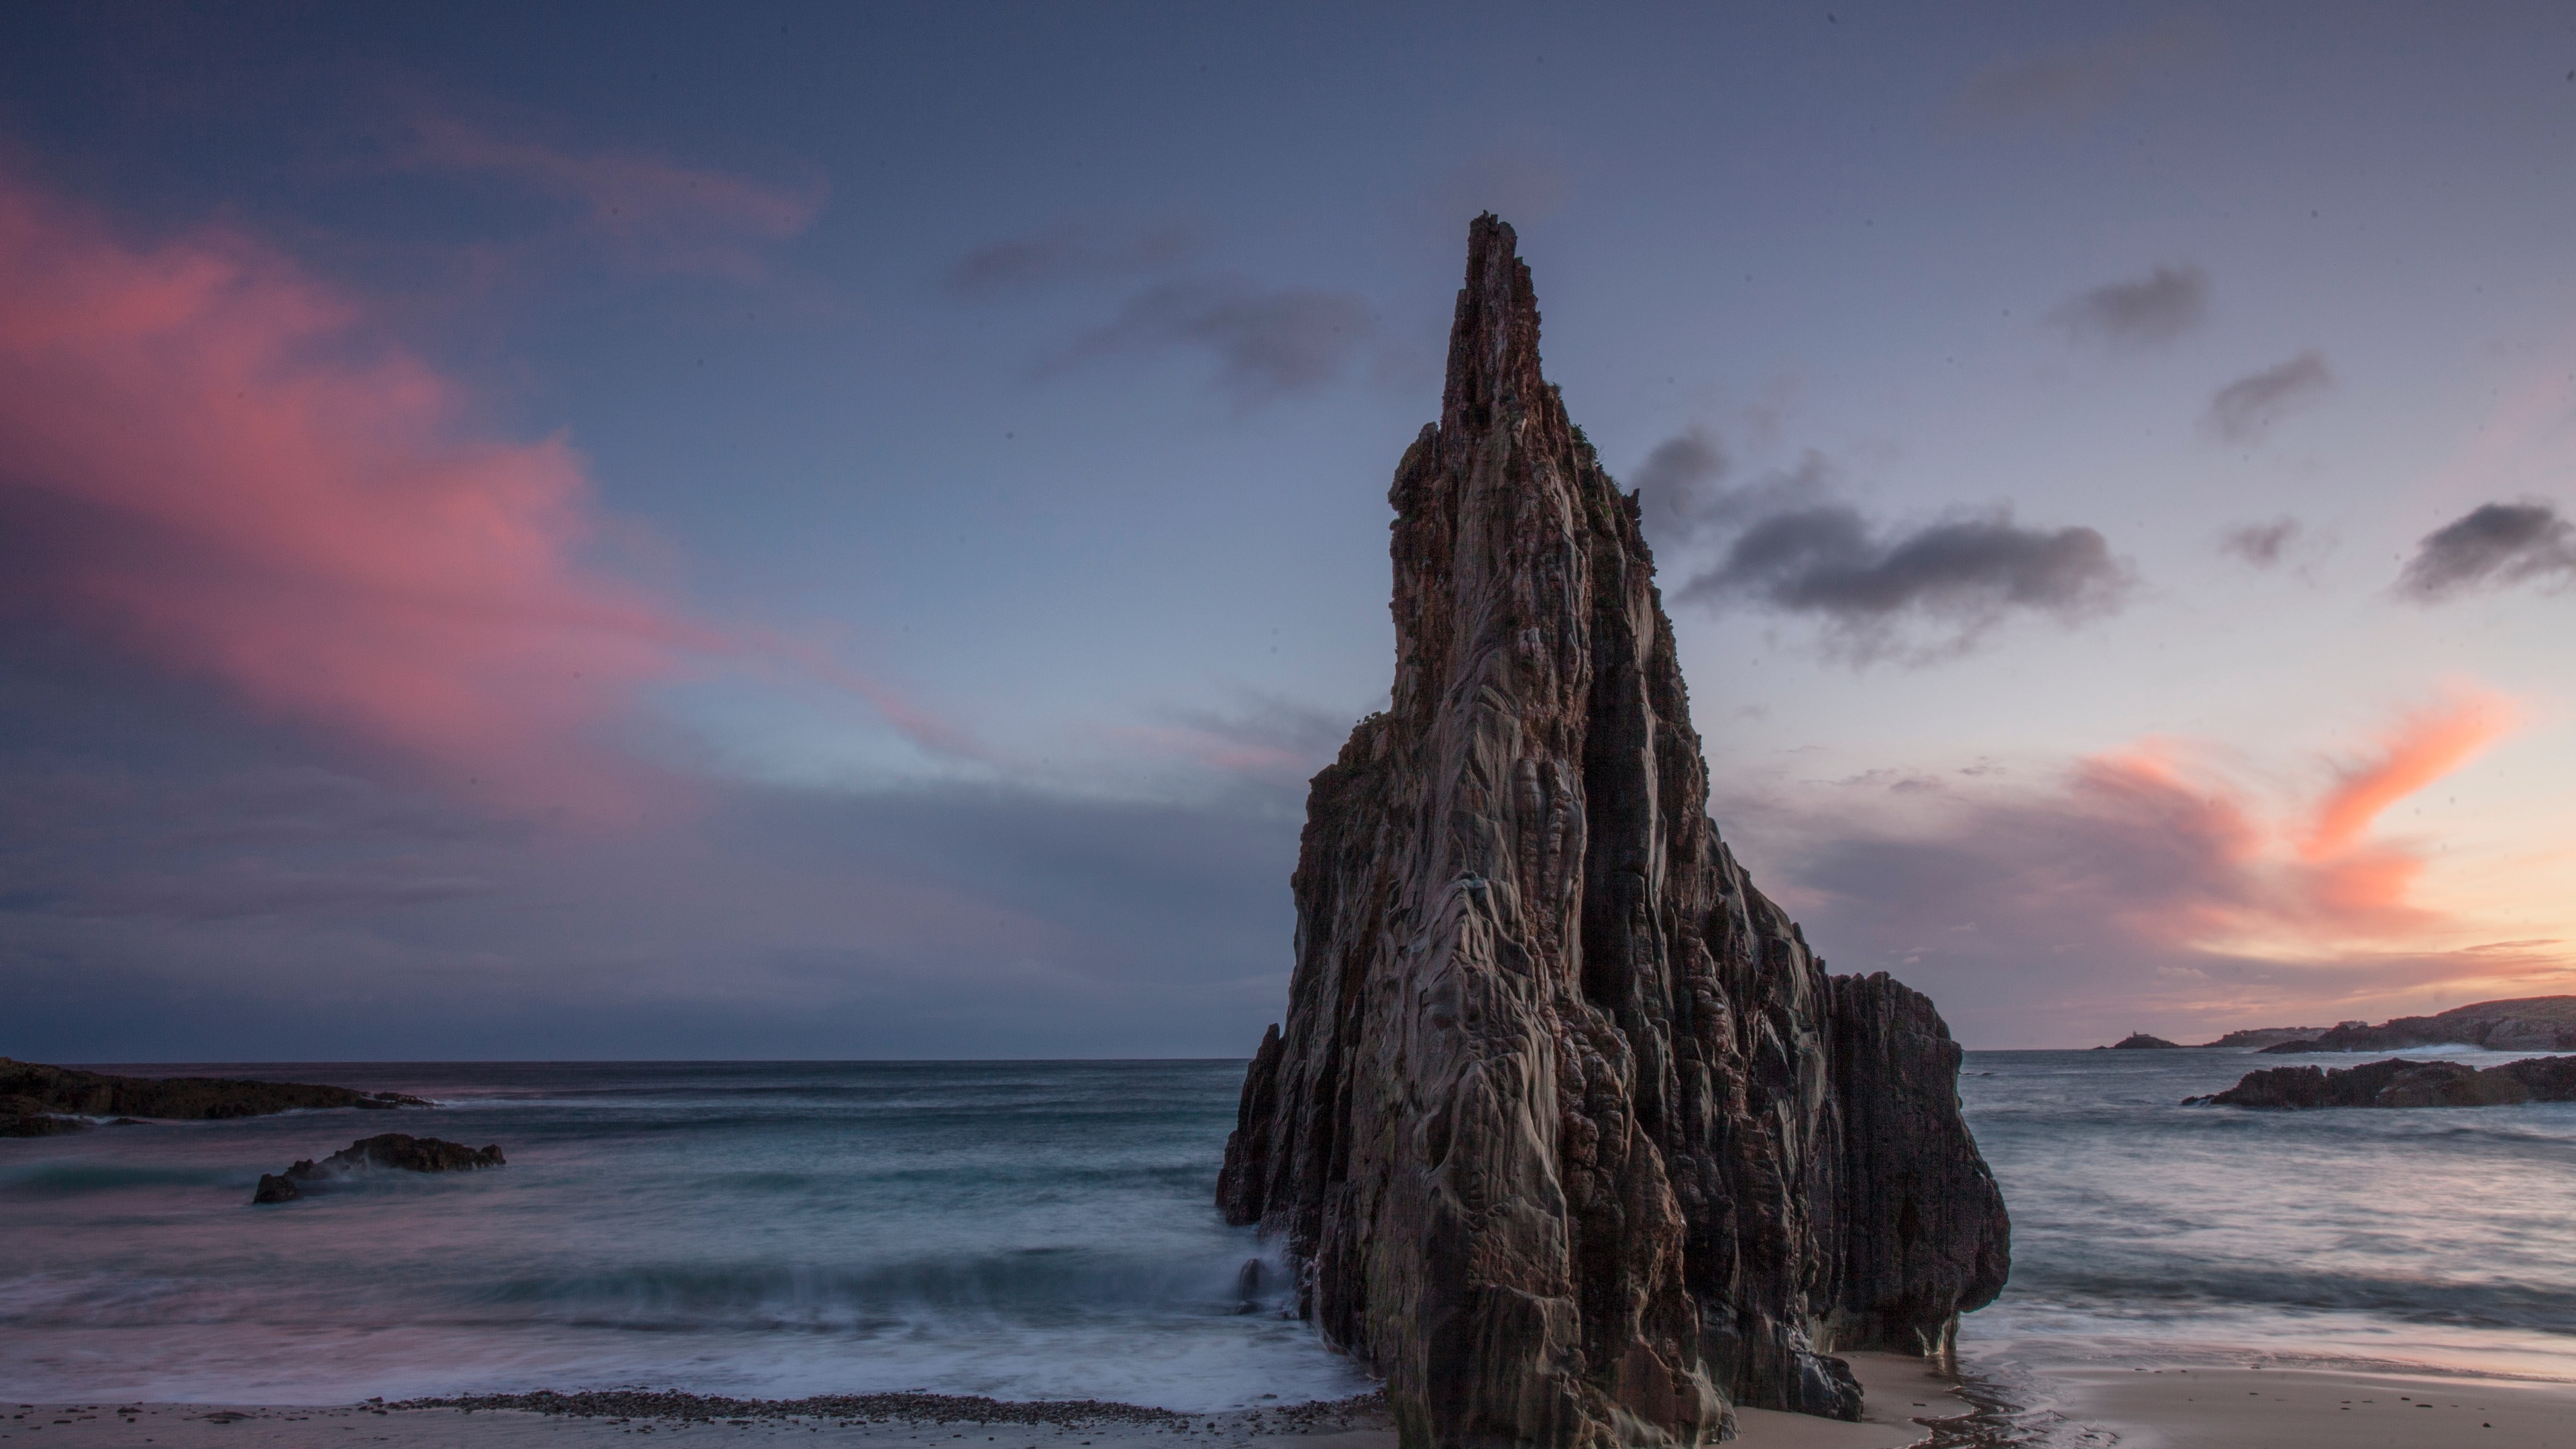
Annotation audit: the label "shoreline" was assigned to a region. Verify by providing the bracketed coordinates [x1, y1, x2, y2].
[13, 1349, 2576, 1448]
[0, 1356, 1978, 1449]
[15, 1340, 2576, 1444]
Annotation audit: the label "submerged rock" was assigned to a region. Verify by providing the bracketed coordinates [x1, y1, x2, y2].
[2190, 1055, 2576, 1108]
[0, 1057, 427, 1132]
[1216, 215, 2008, 1448]
[251, 1132, 505, 1204]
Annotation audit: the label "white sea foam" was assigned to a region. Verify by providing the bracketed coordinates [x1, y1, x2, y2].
[0, 1061, 1360, 1409]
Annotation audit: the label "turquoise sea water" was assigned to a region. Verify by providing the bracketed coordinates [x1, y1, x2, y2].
[3, 1049, 2572, 1407]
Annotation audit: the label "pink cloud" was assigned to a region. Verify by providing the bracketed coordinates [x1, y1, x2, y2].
[1759, 688, 2554, 1042]
[2300, 688, 2514, 860]
[0, 168, 946, 820]
[1116, 724, 1313, 780]
[410, 116, 826, 278]
[2047, 692, 2515, 949]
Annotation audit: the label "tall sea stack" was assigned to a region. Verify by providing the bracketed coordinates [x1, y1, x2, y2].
[1216, 217, 2008, 1448]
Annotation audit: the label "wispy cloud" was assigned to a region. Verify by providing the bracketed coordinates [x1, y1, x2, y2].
[1751, 688, 2543, 1042]
[2204, 350, 2333, 443]
[1953, 23, 2204, 127]
[409, 115, 826, 278]
[2300, 690, 2514, 863]
[951, 220, 1376, 407]
[0, 745, 1303, 1059]
[1629, 429, 1731, 543]
[2396, 500, 2576, 602]
[944, 219, 1200, 296]
[1115, 693, 1359, 794]
[1039, 274, 1376, 405]
[0, 166, 957, 821]
[2050, 263, 2209, 348]
[2219, 517, 2304, 568]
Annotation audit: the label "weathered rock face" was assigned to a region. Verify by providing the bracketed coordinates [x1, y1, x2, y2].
[1216, 217, 2007, 1449]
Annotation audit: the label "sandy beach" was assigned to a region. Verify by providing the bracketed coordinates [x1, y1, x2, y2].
[2034, 1361, 2576, 1448]
[14, 1352, 2576, 1449]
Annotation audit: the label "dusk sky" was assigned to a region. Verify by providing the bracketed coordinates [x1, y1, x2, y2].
[5, 2, 2573, 1058]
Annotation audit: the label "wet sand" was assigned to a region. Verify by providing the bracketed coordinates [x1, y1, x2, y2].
[0, 1355, 1963, 1449]
[2037, 1362, 2576, 1448]
[12, 1352, 2575, 1448]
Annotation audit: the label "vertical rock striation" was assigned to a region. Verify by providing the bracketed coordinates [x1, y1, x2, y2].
[1216, 216, 2007, 1449]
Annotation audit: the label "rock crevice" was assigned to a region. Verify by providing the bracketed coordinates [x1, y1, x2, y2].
[1217, 216, 2007, 1448]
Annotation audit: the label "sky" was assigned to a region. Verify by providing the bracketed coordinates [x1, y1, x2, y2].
[3, 1, 2574, 1058]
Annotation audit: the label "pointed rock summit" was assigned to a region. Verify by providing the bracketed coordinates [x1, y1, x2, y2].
[1218, 216, 2008, 1448]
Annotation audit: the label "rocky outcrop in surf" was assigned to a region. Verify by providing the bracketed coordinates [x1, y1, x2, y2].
[1, 1057, 426, 1136]
[2190, 1055, 2576, 1110]
[253, 1132, 505, 1203]
[1216, 216, 2007, 1448]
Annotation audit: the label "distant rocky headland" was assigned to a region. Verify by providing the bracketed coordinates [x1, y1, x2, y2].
[1217, 216, 2006, 1447]
[2094, 1027, 2326, 1050]
[1, 1057, 426, 1136]
[2253, 996, 2576, 1054]
[2190, 1055, 2576, 1110]
[2094, 995, 2576, 1053]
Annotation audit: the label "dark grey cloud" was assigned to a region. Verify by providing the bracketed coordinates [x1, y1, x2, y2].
[0, 641, 1305, 1061]
[949, 224, 1373, 405]
[1953, 23, 2204, 126]
[1629, 429, 1731, 542]
[1629, 440, 1834, 549]
[943, 219, 1200, 296]
[3, 765, 1303, 1059]
[2220, 517, 2302, 568]
[2396, 500, 2576, 602]
[2204, 350, 2333, 443]
[1042, 276, 1375, 404]
[2051, 264, 2209, 348]
[1680, 502, 2132, 660]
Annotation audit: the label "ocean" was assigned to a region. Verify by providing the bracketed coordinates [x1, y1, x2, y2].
[4, 1049, 2573, 1409]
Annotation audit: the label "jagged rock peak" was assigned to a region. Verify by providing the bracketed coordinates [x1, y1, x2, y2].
[1218, 216, 2008, 1449]
[1442, 214, 1546, 440]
